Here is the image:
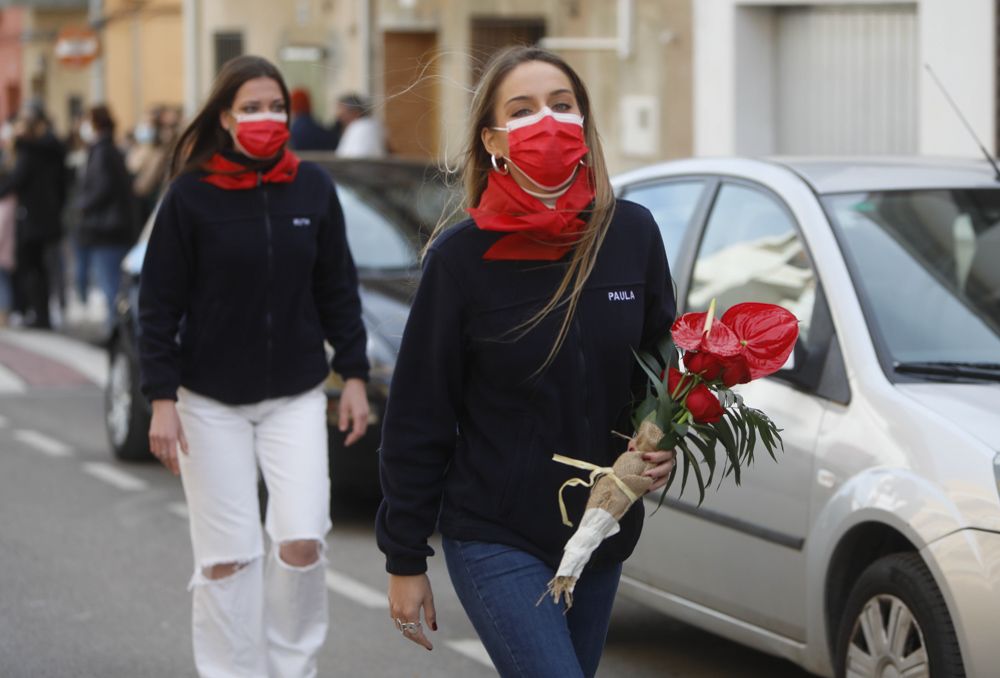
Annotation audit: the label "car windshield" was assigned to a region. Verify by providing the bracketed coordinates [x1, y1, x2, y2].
[824, 189, 1000, 365]
[335, 183, 419, 270]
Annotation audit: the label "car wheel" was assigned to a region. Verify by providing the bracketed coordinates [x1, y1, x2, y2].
[105, 335, 152, 461]
[836, 552, 964, 678]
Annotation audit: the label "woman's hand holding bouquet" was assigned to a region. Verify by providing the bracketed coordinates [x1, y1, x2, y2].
[545, 299, 799, 606]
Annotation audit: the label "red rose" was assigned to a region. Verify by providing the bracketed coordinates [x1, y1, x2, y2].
[720, 355, 752, 387]
[685, 384, 725, 423]
[684, 351, 724, 381]
[666, 367, 686, 396]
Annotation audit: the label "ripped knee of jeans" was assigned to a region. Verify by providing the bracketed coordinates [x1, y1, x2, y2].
[188, 555, 261, 590]
[277, 539, 324, 569]
[203, 559, 254, 580]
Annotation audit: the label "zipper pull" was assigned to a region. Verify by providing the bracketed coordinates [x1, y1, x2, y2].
[257, 171, 263, 188]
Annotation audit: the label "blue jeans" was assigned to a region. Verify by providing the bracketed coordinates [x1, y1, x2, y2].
[78, 244, 128, 330]
[442, 538, 621, 678]
[0, 268, 11, 313]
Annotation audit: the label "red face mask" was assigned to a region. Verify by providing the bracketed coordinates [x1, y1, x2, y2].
[494, 107, 589, 191]
[232, 111, 289, 158]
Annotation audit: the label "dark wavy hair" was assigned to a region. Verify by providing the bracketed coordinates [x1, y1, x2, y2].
[169, 55, 290, 178]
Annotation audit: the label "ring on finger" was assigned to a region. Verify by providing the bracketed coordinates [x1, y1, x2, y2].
[394, 618, 421, 635]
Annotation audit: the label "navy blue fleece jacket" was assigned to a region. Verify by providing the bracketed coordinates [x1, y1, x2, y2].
[376, 199, 675, 575]
[138, 159, 369, 405]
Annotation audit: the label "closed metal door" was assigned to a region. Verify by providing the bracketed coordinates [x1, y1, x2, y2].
[776, 5, 918, 155]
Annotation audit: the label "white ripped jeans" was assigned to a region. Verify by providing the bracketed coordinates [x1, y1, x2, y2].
[176, 385, 332, 678]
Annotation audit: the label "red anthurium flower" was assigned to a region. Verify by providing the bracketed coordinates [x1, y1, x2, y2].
[684, 351, 724, 381]
[686, 384, 725, 423]
[720, 303, 798, 379]
[670, 311, 742, 357]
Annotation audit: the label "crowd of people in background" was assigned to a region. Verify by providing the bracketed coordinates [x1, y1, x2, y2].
[0, 85, 383, 338]
[288, 87, 386, 157]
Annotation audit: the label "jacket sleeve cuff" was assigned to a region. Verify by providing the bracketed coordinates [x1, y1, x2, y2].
[337, 367, 370, 383]
[385, 556, 427, 575]
[144, 387, 178, 403]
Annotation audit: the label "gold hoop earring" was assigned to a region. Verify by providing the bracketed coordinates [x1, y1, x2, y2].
[491, 154, 509, 175]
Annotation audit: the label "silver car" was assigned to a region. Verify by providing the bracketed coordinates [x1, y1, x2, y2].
[613, 157, 1000, 678]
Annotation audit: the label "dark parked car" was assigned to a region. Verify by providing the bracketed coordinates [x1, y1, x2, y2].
[104, 156, 457, 497]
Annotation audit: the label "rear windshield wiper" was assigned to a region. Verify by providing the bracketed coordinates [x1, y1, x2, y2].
[894, 361, 1000, 381]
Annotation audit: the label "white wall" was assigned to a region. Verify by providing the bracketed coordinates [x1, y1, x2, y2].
[919, 0, 995, 156]
[693, 0, 737, 155]
[733, 6, 776, 155]
[694, 0, 995, 157]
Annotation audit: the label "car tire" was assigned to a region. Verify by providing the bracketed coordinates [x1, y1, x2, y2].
[835, 552, 964, 678]
[105, 334, 152, 462]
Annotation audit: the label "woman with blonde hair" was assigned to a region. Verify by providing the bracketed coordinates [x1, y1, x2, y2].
[376, 46, 677, 676]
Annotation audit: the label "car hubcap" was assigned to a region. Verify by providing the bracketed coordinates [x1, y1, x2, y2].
[846, 594, 929, 678]
[107, 351, 131, 446]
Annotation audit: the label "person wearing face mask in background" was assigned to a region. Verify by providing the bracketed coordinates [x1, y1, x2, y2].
[288, 88, 338, 152]
[75, 104, 137, 338]
[376, 46, 676, 677]
[0, 103, 67, 330]
[126, 106, 177, 224]
[333, 93, 386, 158]
[138, 55, 370, 678]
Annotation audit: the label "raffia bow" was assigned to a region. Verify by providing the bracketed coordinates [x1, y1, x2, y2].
[552, 454, 641, 527]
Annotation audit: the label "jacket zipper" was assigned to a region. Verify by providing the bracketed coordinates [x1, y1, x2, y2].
[259, 171, 274, 399]
[573, 309, 591, 450]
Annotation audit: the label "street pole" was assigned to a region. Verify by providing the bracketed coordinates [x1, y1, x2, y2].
[88, 0, 104, 103]
[182, 0, 201, 118]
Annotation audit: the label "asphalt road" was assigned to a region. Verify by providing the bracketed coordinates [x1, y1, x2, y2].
[0, 327, 815, 677]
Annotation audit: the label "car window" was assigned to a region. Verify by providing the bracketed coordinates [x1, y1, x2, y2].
[824, 189, 1000, 364]
[337, 184, 419, 270]
[687, 183, 816, 344]
[620, 180, 705, 267]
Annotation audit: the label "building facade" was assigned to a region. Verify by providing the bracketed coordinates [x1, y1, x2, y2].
[190, 0, 695, 173]
[693, 0, 997, 158]
[101, 0, 184, 133]
[0, 6, 26, 122]
[8, 0, 90, 134]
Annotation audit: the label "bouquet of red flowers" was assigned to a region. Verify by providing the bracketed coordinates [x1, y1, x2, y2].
[544, 299, 799, 606]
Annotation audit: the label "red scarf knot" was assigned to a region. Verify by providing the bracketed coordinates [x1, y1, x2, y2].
[200, 150, 300, 190]
[468, 169, 596, 261]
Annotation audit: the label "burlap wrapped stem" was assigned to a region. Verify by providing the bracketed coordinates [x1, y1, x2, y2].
[544, 419, 665, 607]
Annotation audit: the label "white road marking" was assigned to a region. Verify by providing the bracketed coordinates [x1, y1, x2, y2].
[445, 639, 495, 669]
[167, 502, 189, 519]
[13, 429, 73, 457]
[325, 569, 388, 609]
[0, 328, 108, 386]
[82, 462, 149, 492]
[0, 364, 25, 394]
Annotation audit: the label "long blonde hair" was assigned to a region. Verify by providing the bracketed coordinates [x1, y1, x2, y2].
[427, 46, 616, 370]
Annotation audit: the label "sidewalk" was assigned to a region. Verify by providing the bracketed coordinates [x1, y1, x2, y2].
[0, 327, 108, 394]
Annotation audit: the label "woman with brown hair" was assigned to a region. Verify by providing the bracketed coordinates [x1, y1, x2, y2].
[139, 55, 370, 677]
[376, 46, 677, 676]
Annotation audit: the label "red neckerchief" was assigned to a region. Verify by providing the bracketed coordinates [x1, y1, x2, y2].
[468, 168, 595, 261]
[200, 150, 300, 190]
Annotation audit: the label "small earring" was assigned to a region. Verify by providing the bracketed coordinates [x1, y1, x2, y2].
[491, 154, 509, 175]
